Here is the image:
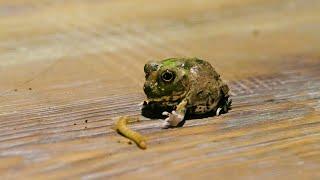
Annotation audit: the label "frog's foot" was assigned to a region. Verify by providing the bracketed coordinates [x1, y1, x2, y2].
[161, 111, 185, 129]
[216, 99, 232, 116]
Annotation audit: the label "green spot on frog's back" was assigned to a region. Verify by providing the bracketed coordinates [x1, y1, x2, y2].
[161, 58, 178, 67]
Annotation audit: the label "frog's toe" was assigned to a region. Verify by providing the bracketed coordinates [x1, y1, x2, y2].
[227, 99, 232, 108]
[162, 111, 170, 116]
[223, 99, 232, 112]
[216, 107, 222, 116]
[138, 102, 145, 110]
[223, 104, 228, 113]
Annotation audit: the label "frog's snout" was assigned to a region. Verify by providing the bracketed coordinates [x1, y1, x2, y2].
[143, 82, 153, 96]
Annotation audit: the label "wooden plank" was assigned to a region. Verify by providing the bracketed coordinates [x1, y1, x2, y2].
[0, 0, 320, 179]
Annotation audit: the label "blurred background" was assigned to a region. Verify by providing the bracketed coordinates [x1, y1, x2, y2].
[0, 0, 320, 179]
[1, 0, 319, 110]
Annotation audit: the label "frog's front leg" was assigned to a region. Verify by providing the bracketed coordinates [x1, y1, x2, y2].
[162, 99, 187, 128]
[139, 100, 149, 110]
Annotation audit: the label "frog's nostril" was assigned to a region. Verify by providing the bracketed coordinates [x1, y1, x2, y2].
[144, 62, 159, 73]
[145, 72, 150, 79]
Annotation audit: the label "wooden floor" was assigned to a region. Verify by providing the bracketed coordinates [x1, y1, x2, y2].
[0, 0, 320, 179]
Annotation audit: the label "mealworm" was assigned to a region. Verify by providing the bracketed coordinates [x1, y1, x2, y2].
[115, 116, 147, 150]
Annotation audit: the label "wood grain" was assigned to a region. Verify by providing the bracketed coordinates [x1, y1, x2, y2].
[0, 0, 320, 179]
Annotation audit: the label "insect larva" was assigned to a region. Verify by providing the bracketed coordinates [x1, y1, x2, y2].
[115, 116, 147, 150]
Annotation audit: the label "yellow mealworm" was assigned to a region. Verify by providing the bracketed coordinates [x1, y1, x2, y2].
[115, 116, 147, 150]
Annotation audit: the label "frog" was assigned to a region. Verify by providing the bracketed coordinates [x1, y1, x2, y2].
[142, 57, 232, 128]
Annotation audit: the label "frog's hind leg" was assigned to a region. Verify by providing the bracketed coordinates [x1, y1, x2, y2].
[216, 97, 232, 116]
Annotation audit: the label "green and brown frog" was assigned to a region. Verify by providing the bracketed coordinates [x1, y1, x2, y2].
[142, 57, 231, 128]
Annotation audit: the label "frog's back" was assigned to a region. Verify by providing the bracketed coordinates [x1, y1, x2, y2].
[160, 57, 212, 70]
[162, 58, 230, 114]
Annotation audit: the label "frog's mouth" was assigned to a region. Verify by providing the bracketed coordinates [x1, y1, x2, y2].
[145, 91, 188, 105]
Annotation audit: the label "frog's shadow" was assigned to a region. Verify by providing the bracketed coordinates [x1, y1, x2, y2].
[141, 106, 221, 127]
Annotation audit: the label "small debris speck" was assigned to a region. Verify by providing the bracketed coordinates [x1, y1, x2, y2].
[73, 123, 77, 125]
[14, 89, 18, 92]
[85, 120, 88, 123]
[28, 88, 32, 90]
[252, 29, 260, 36]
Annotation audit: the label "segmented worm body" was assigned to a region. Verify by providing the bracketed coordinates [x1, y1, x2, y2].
[115, 116, 147, 150]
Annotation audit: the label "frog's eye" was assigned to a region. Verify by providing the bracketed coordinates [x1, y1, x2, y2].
[161, 70, 175, 82]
